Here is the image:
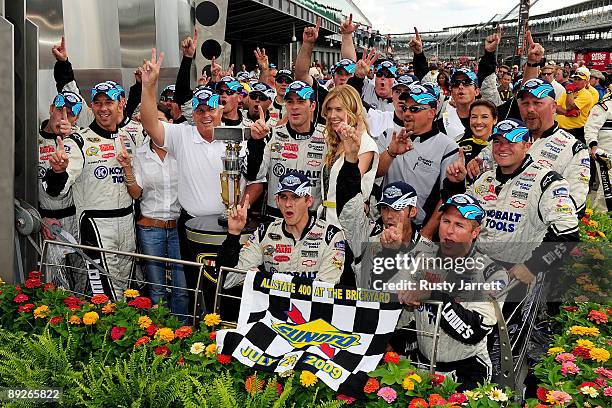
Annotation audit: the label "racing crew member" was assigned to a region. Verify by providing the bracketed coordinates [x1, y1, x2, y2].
[44, 82, 144, 301]
[584, 93, 612, 211]
[244, 81, 326, 218]
[376, 84, 459, 226]
[438, 68, 480, 141]
[467, 79, 590, 215]
[241, 82, 278, 128]
[446, 119, 579, 280]
[556, 67, 597, 143]
[215, 76, 245, 126]
[396, 194, 509, 391]
[218, 172, 347, 288]
[272, 69, 293, 121]
[159, 84, 187, 123]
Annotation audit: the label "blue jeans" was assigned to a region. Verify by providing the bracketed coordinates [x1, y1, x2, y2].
[137, 226, 189, 321]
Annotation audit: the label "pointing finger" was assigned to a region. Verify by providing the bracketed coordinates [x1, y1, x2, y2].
[526, 30, 534, 47]
[315, 17, 321, 31]
[119, 136, 127, 154]
[414, 27, 420, 39]
[258, 105, 265, 119]
[60, 35, 65, 49]
[193, 27, 198, 43]
[348, 13, 353, 26]
[458, 147, 465, 162]
[56, 136, 65, 155]
[62, 107, 68, 121]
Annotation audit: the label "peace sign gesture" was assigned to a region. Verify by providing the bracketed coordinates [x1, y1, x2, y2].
[228, 194, 250, 235]
[141, 48, 165, 88]
[409, 27, 423, 54]
[116, 136, 133, 168]
[525, 30, 544, 64]
[181, 28, 198, 59]
[355, 47, 379, 78]
[254, 47, 269, 69]
[49, 136, 69, 173]
[303, 17, 320, 45]
[340, 14, 359, 35]
[484, 25, 502, 53]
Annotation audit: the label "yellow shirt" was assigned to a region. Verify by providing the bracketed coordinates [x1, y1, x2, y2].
[557, 88, 596, 129]
[587, 85, 600, 104]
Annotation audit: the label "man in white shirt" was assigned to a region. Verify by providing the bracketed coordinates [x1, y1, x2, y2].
[118, 104, 188, 322]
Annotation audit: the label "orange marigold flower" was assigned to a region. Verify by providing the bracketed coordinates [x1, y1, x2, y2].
[429, 393, 447, 406]
[217, 354, 232, 365]
[102, 303, 116, 314]
[588, 310, 608, 324]
[383, 351, 400, 364]
[174, 326, 193, 339]
[91, 294, 109, 305]
[408, 397, 429, 408]
[363, 377, 380, 394]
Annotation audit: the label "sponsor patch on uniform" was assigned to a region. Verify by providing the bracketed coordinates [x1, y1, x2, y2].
[102, 153, 115, 159]
[538, 159, 553, 167]
[552, 187, 569, 197]
[282, 152, 298, 159]
[274, 255, 290, 262]
[87, 136, 101, 143]
[275, 244, 292, 253]
[263, 245, 275, 255]
[581, 157, 591, 166]
[273, 163, 285, 177]
[307, 160, 321, 167]
[86, 146, 99, 156]
[334, 242, 345, 249]
[268, 233, 281, 241]
[308, 144, 325, 151]
[270, 142, 282, 152]
[511, 191, 528, 199]
[307, 152, 323, 159]
[510, 200, 526, 208]
[302, 259, 317, 267]
[301, 250, 318, 257]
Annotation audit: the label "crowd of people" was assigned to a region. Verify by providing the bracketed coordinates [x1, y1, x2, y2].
[37, 15, 612, 392]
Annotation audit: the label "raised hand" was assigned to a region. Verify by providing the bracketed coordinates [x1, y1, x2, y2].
[303, 17, 320, 45]
[380, 209, 405, 249]
[484, 25, 502, 53]
[197, 71, 210, 86]
[58, 108, 72, 136]
[254, 47, 269, 69]
[51, 36, 68, 62]
[222, 63, 235, 78]
[228, 194, 250, 235]
[338, 123, 361, 163]
[49, 136, 69, 173]
[446, 148, 467, 182]
[466, 157, 483, 179]
[134, 66, 143, 84]
[250, 105, 270, 140]
[388, 128, 413, 157]
[525, 30, 544, 64]
[116, 136, 132, 168]
[408, 27, 423, 54]
[340, 13, 359, 35]
[355, 47, 379, 78]
[141, 48, 165, 88]
[181, 28, 198, 59]
[210, 56, 222, 82]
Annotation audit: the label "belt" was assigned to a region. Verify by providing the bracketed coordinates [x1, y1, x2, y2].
[82, 205, 133, 219]
[137, 216, 177, 229]
[39, 205, 76, 219]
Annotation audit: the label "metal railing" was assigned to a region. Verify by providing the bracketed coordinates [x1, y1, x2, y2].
[40, 240, 207, 325]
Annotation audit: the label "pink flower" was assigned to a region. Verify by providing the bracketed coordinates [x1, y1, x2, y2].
[604, 387, 612, 397]
[547, 390, 572, 405]
[110, 326, 127, 341]
[448, 393, 468, 404]
[555, 353, 576, 363]
[596, 367, 612, 379]
[337, 394, 356, 404]
[377, 387, 397, 403]
[595, 377, 607, 388]
[13, 294, 29, 303]
[561, 361, 580, 376]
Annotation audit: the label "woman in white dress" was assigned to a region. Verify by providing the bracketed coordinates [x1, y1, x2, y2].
[318, 85, 379, 224]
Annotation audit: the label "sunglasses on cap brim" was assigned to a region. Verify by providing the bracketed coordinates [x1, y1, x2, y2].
[376, 71, 395, 78]
[249, 92, 270, 102]
[401, 105, 431, 113]
[54, 94, 83, 117]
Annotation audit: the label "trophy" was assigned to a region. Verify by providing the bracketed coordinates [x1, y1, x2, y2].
[215, 127, 251, 226]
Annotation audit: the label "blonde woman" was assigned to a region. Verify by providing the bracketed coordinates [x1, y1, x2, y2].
[319, 85, 379, 224]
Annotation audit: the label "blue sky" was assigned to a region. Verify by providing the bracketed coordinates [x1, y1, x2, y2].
[353, 0, 582, 33]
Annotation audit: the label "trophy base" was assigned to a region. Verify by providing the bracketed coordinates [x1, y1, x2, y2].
[217, 213, 229, 227]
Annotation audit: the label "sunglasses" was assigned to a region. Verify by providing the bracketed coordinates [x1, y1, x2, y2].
[249, 93, 269, 102]
[159, 95, 174, 102]
[275, 77, 292, 84]
[401, 105, 430, 113]
[217, 88, 238, 96]
[451, 79, 475, 88]
[541, 72, 554, 76]
[376, 71, 395, 79]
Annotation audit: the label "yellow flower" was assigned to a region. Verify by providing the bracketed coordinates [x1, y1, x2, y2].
[190, 342, 205, 355]
[205, 343, 217, 357]
[463, 390, 482, 400]
[102, 303, 116, 314]
[402, 377, 415, 390]
[597, 231, 606, 238]
[589, 220, 599, 228]
[33, 305, 49, 319]
[408, 373, 422, 383]
[589, 347, 610, 363]
[155, 327, 175, 343]
[138, 316, 152, 329]
[547, 347, 565, 356]
[576, 339, 594, 349]
[204, 313, 221, 327]
[569, 325, 600, 337]
[82, 311, 99, 325]
[68, 315, 81, 325]
[124, 289, 139, 298]
[585, 208, 594, 216]
[0, 277, 4, 285]
[300, 371, 318, 387]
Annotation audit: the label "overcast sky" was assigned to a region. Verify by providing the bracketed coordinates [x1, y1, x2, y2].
[353, 0, 584, 33]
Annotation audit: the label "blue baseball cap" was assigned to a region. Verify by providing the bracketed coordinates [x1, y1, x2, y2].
[276, 172, 311, 196]
[91, 82, 122, 101]
[399, 84, 438, 107]
[191, 86, 221, 110]
[421, 82, 441, 99]
[450, 68, 479, 87]
[377, 60, 397, 77]
[249, 82, 276, 100]
[283, 81, 315, 101]
[517, 78, 555, 100]
[439, 194, 485, 223]
[53, 91, 84, 117]
[377, 182, 418, 210]
[488, 119, 531, 143]
[392, 74, 419, 89]
[332, 59, 356, 75]
[216, 76, 243, 92]
[269, 63, 277, 69]
[236, 71, 251, 82]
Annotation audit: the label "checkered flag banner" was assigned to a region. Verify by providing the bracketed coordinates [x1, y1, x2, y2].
[216, 271, 402, 396]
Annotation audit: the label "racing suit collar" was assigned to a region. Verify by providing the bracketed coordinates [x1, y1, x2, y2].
[393, 113, 404, 127]
[412, 124, 439, 143]
[287, 122, 315, 140]
[281, 213, 316, 242]
[222, 109, 243, 126]
[39, 119, 56, 139]
[495, 155, 533, 185]
[436, 241, 479, 262]
[538, 122, 560, 140]
[89, 119, 118, 139]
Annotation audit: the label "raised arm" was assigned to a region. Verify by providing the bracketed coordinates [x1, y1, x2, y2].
[340, 14, 358, 61]
[295, 17, 320, 86]
[254, 47, 270, 85]
[140, 49, 166, 147]
[522, 30, 544, 84]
